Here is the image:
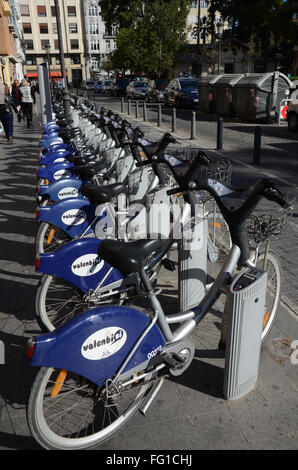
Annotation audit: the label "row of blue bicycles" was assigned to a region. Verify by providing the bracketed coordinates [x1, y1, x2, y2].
[26, 92, 292, 449]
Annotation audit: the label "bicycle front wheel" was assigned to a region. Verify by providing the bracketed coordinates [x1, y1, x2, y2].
[27, 367, 155, 450]
[255, 249, 282, 342]
[36, 222, 72, 255]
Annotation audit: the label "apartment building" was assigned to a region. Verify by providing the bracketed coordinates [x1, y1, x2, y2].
[0, 0, 25, 87]
[20, 0, 86, 87]
[82, 0, 117, 79]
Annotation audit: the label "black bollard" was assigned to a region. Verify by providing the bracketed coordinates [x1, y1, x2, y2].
[190, 111, 196, 139]
[172, 107, 176, 132]
[217, 116, 223, 150]
[121, 98, 124, 113]
[143, 102, 147, 121]
[157, 105, 162, 126]
[253, 126, 262, 166]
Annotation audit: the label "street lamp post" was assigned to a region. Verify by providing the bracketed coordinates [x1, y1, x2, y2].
[217, 21, 224, 74]
[44, 44, 52, 94]
[54, 0, 70, 116]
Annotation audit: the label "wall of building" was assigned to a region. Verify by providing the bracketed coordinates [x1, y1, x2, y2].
[20, 0, 86, 86]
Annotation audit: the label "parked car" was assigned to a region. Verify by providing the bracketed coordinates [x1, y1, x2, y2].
[146, 79, 169, 103]
[126, 80, 148, 99]
[164, 77, 199, 108]
[102, 79, 112, 94]
[81, 80, 95, 90]
[95, 80, 104, 93]
[110, 78, 130, 96]
[287, 100, 298, 131]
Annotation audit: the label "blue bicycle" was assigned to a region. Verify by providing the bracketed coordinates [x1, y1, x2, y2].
[26, 165, 291, 449]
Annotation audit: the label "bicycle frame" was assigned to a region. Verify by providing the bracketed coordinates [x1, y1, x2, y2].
[30, 243, 240, 387]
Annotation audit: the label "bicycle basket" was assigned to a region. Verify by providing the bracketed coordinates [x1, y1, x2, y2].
[246, 192, 296, 244]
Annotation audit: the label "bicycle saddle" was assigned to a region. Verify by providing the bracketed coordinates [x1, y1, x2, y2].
[81, 182, 126, 204]
[98, 239, 168, 275]
[73, 161, 106, 179]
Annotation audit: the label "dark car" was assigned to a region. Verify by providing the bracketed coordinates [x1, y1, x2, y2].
[164, 78, 199, 108]
[146, 79, 169, 103]
[110, 78, 130, 97]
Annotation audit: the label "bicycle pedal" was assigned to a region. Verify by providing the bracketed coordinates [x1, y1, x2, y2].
[162, 258, 176, 272]
[161, 353, 185, 370]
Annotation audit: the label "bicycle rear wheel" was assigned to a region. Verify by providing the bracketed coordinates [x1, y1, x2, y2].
[36, 222, 72, 255]
[27, 367, 155, 450]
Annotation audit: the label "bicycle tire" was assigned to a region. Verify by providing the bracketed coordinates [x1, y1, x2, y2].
[255, 249, 282, 343]
[27, 366, 155, 450]
[35, 221, 72, 255]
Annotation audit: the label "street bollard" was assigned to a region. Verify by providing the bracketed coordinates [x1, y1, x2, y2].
[172, 107, 176, 132]
[217, 116, 223, 150]
[121, 98, 124, 113]
[253, 126, 262, 166]
[143, 102, 147, 121]
[190, 111, 196, 139]
[135, 100, 139, 119]
[128, 100, 131, 115]
[157, 104, 162, 126]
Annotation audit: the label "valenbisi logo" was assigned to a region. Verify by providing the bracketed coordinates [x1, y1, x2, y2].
[71, 253, 104, 277]
[61, 209, 87, 226]
[81, 327, 127, 360]
[58, 187, 79, 200]
[54, 169, 72, 180]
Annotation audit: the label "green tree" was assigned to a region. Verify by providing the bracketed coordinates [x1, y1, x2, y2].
[99, 0, 191, 77]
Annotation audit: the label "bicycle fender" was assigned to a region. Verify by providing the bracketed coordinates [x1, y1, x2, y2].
[38, 179, 84, 202]
[37, 237, 123, 293]
[37, 162, 75, 183]
[30, 305, 166, 387]
[37, 199, 96, 238]
[39, 150, 73, 166]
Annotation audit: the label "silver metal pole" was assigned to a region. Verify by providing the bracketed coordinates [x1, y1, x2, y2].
[54, 0, 70, 116]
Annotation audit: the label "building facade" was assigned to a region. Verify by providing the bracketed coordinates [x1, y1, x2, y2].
[0, 0, 25, 88]
[82, 0, 117, 79]
[20, 0, 86, 87]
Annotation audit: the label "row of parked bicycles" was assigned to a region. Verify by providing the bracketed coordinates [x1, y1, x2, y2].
[26, 92, 294, 450]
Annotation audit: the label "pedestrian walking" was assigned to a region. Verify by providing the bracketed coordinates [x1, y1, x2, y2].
[20, 79, 36, 128]
[11, 79, 22, 122]
[0, 78, 14, 144]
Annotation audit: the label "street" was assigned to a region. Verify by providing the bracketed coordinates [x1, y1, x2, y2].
[89, 92, 298, 189]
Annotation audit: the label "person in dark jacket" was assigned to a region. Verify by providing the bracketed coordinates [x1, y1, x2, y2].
[11, 79, 22, 122]
[0, 78, 14, 144]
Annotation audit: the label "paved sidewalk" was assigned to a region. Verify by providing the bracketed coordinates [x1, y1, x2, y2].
[0, 111, 297, 451]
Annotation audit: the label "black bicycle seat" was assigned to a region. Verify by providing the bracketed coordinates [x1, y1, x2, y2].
[98, 239, 168, 275]
[80, 182, 126, 204]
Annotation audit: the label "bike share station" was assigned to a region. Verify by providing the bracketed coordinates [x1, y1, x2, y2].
[37, 64, 268, 403]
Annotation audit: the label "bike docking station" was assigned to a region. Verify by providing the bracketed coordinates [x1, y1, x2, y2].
[176, 201, 268, 401]
[222, 267, 267, 400]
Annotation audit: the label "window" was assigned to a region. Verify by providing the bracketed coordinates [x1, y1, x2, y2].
[69, 23, 78, 34]
[39, 24, 48, 34]
[90, 23, 99, 35]
[70, 55, 80, 64]
[91, 40, 99, 51]
[200, 0, 208, 8]
[190, 1, 197, 7]
[24, 40, 34, 50]
[68, 6, 76, 17]
[23, 23, 32, 33]
[41, 40, 50, 50]
[70, 39, 79, 49]
[37, 5, 46, 17]
[51, 6, 56, 16]
[89, 5, 98, 16]
[20, 5, 30, 16]
[55, 56, 61, 65]
[52, 23, 57, 34]
[54, 40, 59, 50]
[26, 55, 37, 65]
